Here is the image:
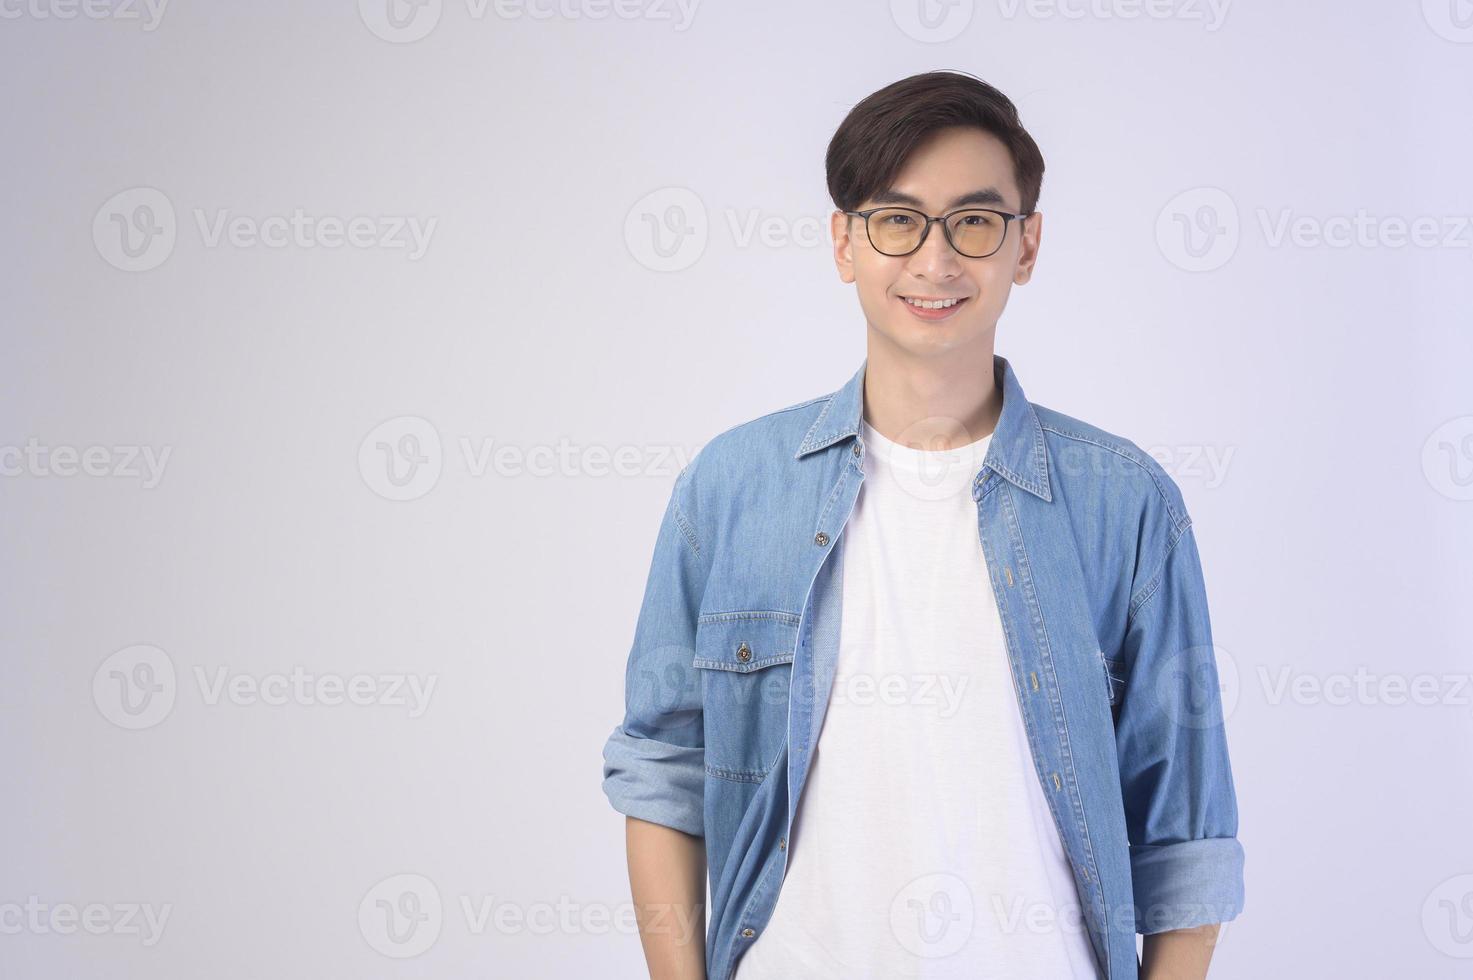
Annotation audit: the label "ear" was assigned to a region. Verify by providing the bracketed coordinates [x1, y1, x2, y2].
[1012, 211, 1042, 285]
[831, 210, 857, 284]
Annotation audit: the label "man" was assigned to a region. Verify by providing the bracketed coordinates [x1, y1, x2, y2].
[602, 70, 1244, 980]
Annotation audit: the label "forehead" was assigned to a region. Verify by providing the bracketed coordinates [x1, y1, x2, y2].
[873, 126, 1021, 211]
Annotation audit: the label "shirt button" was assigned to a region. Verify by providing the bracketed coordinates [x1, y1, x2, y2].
[736, 642, 752, 663]
[814, 531, 829, 547]
[741, 927, 756, 938]
[779, 837, 787, 850]
[852, 442, 861, 457]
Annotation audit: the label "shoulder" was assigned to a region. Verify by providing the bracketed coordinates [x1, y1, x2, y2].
[1032, 402, 1191, 533]
[678, 390, 833, 484]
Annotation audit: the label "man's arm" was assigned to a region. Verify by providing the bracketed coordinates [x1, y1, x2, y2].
[627, 816, 707, 980]
[1115, 511, 1245, 967]
[1140, 922, 1221, 979]
[602, 462, 711, 976]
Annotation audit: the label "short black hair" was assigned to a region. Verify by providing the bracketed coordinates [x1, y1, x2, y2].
[826, 71, 1046, 215]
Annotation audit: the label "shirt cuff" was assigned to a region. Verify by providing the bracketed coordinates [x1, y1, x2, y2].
[1130, 836, 1245, 934]
[601, 726, 705, 838]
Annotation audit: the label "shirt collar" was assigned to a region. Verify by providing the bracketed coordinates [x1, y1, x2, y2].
[794, 353, 1053, 502]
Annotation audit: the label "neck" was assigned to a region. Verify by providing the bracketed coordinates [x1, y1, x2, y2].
[861, 331, 1001, 452]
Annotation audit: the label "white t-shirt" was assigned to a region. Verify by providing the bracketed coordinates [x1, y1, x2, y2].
[734, 418, 1101, 979]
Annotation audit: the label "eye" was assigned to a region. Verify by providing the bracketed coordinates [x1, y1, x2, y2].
[880, 212, 916, 227]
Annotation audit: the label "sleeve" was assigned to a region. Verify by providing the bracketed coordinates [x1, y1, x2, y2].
[1115, 516, 1246, 935]
[600, 463, 709, 837]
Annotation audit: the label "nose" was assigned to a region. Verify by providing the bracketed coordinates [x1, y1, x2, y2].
[905, 219, 963, 282]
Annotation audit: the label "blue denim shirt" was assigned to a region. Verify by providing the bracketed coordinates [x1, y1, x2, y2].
[602, 354, 1245, 980]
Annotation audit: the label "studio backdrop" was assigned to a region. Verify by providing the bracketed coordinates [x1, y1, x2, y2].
[3, 1, 1471, 977]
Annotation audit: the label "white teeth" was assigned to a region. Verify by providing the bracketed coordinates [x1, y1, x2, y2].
[904, 296, 962, 310]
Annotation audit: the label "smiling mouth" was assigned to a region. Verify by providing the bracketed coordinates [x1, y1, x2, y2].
[898, 294, 970, 320]
[900, 295, 968, 310]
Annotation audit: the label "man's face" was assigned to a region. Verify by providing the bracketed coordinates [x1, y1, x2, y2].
[831, 126, 1042, 359]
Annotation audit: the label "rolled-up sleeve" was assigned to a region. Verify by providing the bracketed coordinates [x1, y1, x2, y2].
[1116, 516, 1245, 934]
[601, 463, 708, 838]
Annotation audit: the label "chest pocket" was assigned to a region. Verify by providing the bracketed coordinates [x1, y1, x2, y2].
[694, 612, 798, 782]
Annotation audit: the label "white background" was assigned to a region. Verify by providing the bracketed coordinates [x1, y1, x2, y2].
[2, 0, 1472, 977]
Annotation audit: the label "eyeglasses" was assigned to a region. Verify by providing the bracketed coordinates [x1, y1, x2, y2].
[843, 206, 1034, 259]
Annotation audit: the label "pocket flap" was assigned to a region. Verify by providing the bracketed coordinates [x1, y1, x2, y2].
[693, 612, 799, 673]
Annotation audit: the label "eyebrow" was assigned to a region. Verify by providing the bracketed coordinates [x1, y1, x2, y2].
[868, 187, 1010, 211]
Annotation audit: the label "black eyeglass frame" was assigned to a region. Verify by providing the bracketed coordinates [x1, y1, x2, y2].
[843, 206, 1035, 258]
